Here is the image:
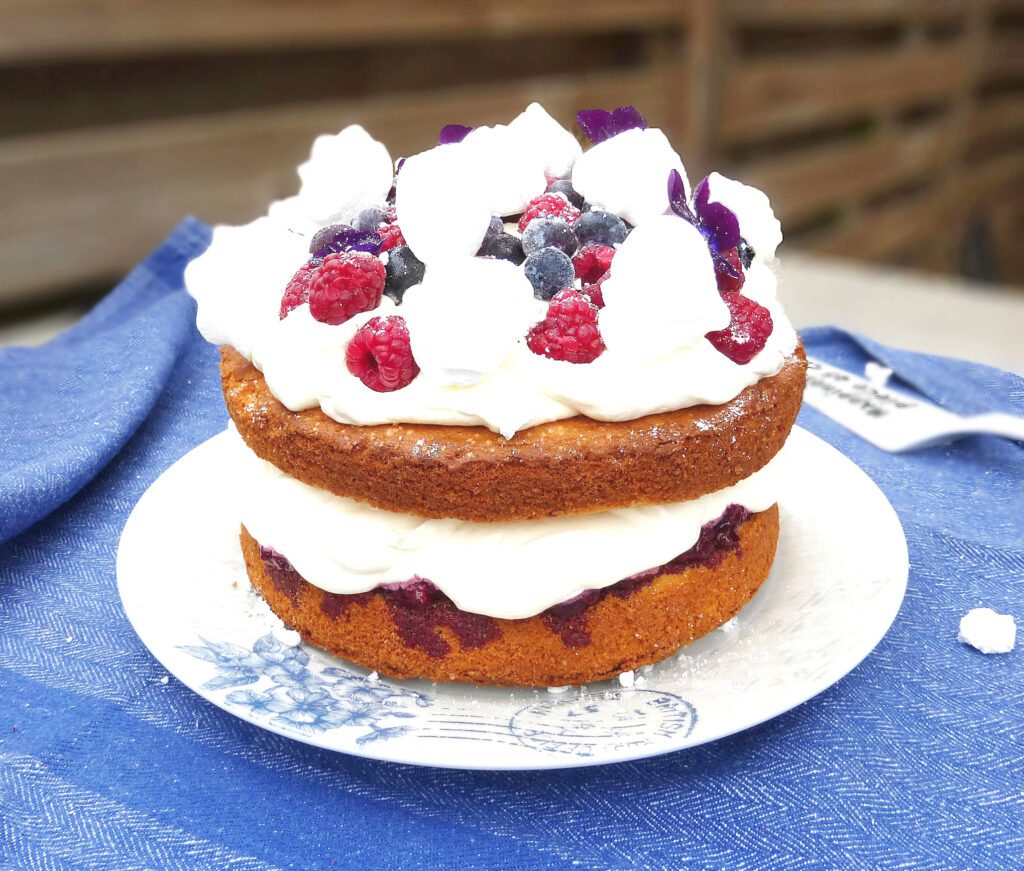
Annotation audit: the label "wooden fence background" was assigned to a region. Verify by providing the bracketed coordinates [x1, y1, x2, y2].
[2, 0, 1022, 312]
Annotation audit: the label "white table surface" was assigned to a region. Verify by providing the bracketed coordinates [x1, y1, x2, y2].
[2, 254, 1022, 375]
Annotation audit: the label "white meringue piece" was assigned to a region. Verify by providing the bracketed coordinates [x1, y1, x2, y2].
[739, 259, 779, 306]
[185, 217, 309, 360]
[599, 215, 728, 361]
[571, 128, 688, 226]
[295, 125, 393, 225]
[462, 123, 548, 217]
[704, 171, 783, 260]
[958, 608, 1017, 654]
[396, 143, 492, 263]
[508, 102, 582, 181]
[401, 257, 540, 387]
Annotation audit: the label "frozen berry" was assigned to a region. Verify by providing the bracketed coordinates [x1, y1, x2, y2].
[377, 223, 406, 253]
[309, 223, 380, 258]
[517, 193, 581, 233]
[545, 179, 584, 210]
[527, 289, 606, 364]
[524, 248, 575, 301]
[705, 294, 774, 364]
[308, 251, 385, 325]
[383, 246, 425, 304]
[484, 216, 505, 240]
[715, 248, 745, 295]
[574, 210, 628, 247]
[279, 258, 322, 319]
[572, 244, 615, 285]
[478, 232, 526, 265]
[522, 218, 577, 257]
[582, 273, 606, 308]
[738, 239, 755, 269]
[352, 207, 387, 231]
[346, 315, 419, 392]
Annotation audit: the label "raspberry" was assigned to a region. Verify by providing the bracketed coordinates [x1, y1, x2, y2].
[527, 289, 606, 364]
[345, 315, 420, 391]
[377, 222, 406, 252]
[582, 273, 606, 308]
[715, 247, 745, 295]
[705, 294, 773, 364]
[573, 244, 615, 285]
[517, 193, 581, 233]
[279, 258, 322, 320]
[308, 251, 385, 325]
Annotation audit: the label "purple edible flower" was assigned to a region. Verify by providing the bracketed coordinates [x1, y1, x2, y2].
[439, 124, 473, 145]
[309, 223, 382, 259]
[576, 106, 648, 144]
[668, 169, 742, 278]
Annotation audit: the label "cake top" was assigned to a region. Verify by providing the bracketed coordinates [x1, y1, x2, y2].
[186, 103, 796, 438]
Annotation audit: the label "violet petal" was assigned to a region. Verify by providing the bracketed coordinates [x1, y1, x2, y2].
[576, 105, 648, 144]
[439, 124, 473, 145]
[698, 201, 741, 252]
[667, 169, 695, 224]
[610, 105, 648, 133]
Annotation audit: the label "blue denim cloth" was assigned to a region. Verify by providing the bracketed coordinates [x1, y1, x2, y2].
[2, 219, 1022, 869]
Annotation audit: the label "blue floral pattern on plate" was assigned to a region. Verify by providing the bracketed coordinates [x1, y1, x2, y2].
[179, 633, 433, 744]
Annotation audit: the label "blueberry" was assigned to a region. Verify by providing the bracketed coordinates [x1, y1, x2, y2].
[738, 239, 755, 269]
[484, 216, 505, 240]
[545, 179, 584, 210]
[309, 223, 352, 257]
[478, 232, 525, 265]
[383, 246, 425, 304]
[575, 210, 628, 247]
[524, 248, 575, 301]
[522, 218, 577, 257]
[352, 207, 387, 231]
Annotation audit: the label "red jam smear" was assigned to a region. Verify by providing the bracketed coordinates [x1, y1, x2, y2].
[258, 504, 751, 657]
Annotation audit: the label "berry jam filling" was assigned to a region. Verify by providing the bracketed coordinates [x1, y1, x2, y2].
[257, 504, 751, 658]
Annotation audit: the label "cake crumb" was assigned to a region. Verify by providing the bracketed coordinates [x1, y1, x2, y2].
[547, 685, 570, 694]
[618, 670, 636, 688]
[367, 671, 380, 682]
[958, 608, 1016, 654]
[160, 676, 170, 685]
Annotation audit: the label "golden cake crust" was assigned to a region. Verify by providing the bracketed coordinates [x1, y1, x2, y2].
[240, 505, 779, 687]
[222, 345, 806, 522]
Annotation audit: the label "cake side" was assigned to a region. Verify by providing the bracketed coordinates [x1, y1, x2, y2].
[223, 344, 805, 522]
[240, 505, 779, 686]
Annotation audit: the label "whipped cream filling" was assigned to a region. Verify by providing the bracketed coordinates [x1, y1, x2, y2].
[230, 429, 787, 620]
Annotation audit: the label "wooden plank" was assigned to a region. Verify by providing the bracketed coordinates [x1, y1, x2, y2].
[982, 35, 1024, 81]
[721, 47, 972, 142]
[735, 123, 958, 223]
[0, 65, 687, 304]
[959, 153, 1024, 203]
[727, 0, 968, 25]
[0, 0, 690, 62]
[807, 188, 950, 261]
[970, 96, 1024, 147]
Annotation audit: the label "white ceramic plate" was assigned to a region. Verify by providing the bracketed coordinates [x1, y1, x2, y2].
[118, 426, 907, 770]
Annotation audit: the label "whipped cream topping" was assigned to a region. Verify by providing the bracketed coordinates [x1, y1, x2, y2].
[185, 103, 796, 438]
[704, 172, 783, 259]
[571, 128, 688, 226]
[231, 429, 786, 619]
[599, 215, 728, 362]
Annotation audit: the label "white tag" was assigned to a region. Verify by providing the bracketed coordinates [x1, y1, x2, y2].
[803, 358, 962, 452]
